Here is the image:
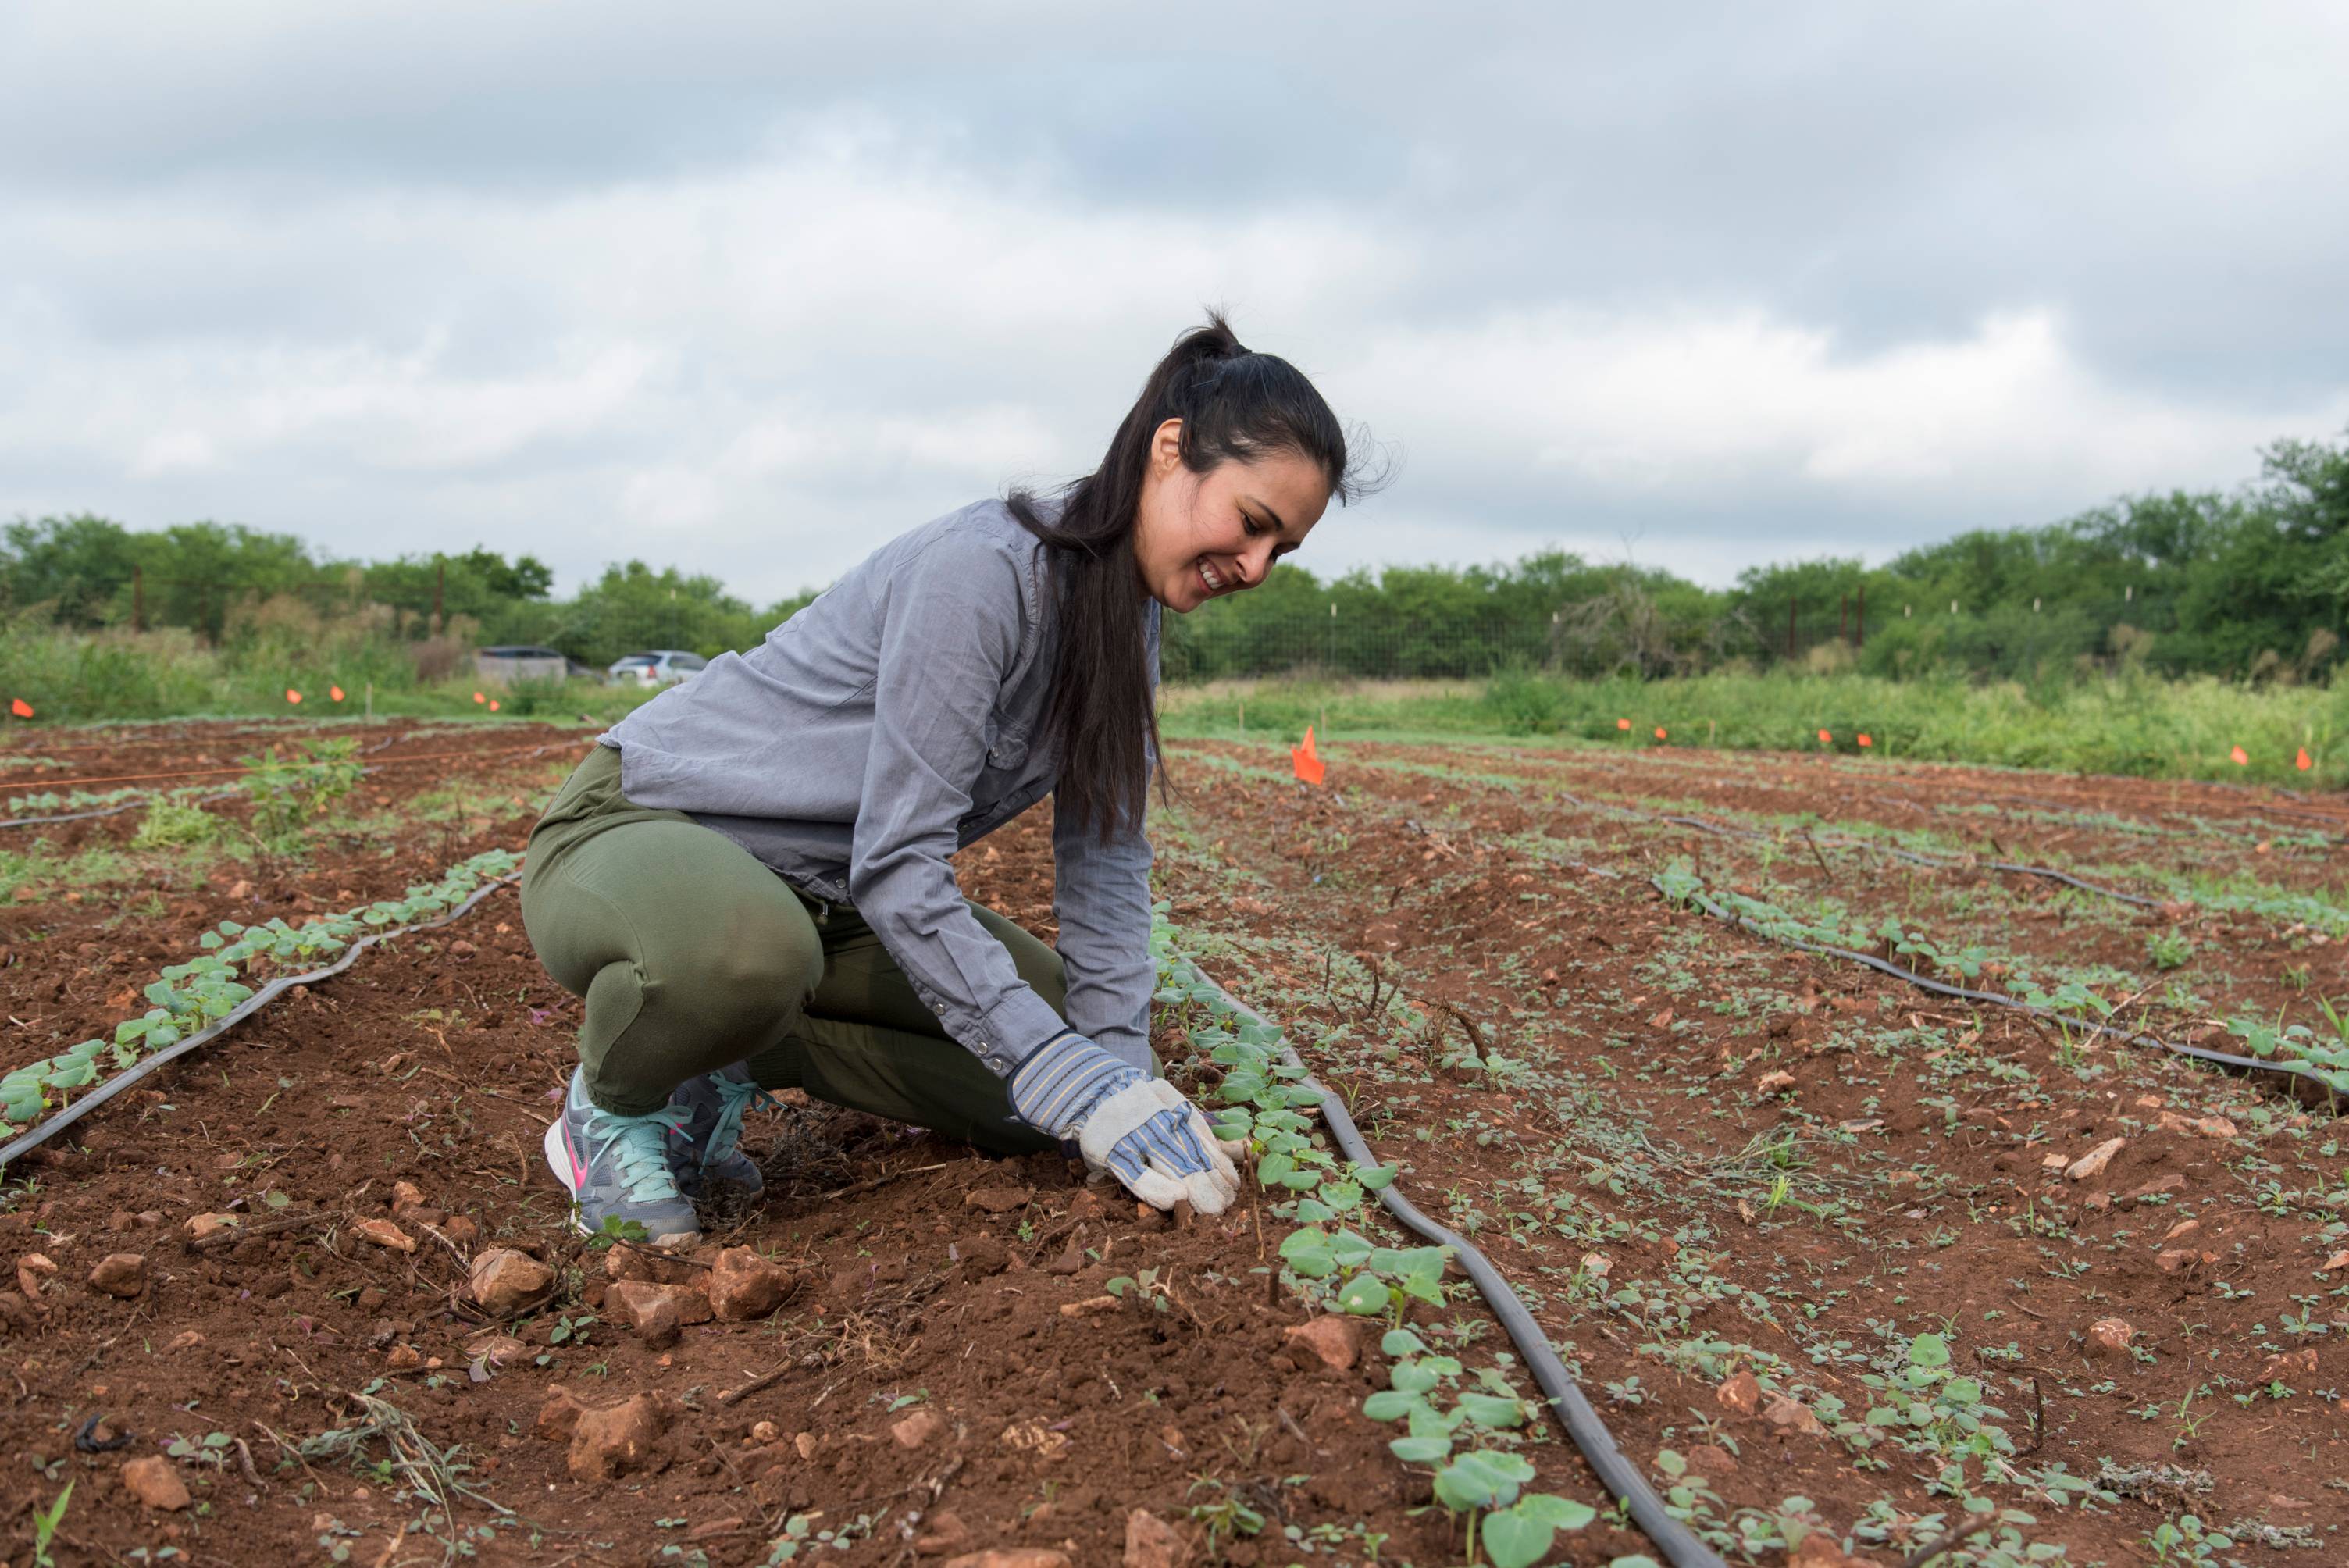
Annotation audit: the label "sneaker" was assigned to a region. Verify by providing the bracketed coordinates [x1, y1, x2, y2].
[544, 1065, 700, 1247]
[665, 1062, 775, 1199]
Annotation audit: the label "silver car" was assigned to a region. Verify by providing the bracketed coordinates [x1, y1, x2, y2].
[605, 650, 708, 687]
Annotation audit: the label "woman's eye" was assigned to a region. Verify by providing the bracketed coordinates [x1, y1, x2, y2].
[1241, 515, 1261, 536]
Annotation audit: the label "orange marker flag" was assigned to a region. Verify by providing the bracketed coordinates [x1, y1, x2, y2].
[1857, 733, 1873, 748]
[286, 688, 302, 704]
[1291, 725, 1326, 786]
[1817, 729, 1832, 744]
[2297, 747, 2313, 772]
[9, 697, 30, 718]
[488, 699, 501, 712]
[1616, 717, 1631, 731]
[472, 691, 487, 704]
[330, 685, 345, 702]
[1653, 726, 1667, 741]
[2229, 745, 2247, 766]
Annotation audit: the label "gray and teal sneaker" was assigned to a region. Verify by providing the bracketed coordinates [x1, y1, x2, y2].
[544, 1065, 700, 1247]
[664, 1063, 775, 1200]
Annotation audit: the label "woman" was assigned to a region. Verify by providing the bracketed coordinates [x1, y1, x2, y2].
[522, 316, 1366, 1246]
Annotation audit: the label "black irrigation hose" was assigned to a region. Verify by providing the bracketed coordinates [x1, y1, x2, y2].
[1652, 877, 2338, 1105]
[1187, 965, 1727, 1568]
[0, 874, 520, 1174]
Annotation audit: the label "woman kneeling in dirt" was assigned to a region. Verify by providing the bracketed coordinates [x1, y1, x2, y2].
[522, 316, 1371, 1246]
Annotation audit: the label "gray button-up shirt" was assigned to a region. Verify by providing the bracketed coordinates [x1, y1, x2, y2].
[601, 498, 1157, 1074]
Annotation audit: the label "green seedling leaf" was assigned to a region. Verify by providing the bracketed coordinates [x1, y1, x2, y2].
[1335, 1273, 1388, 1315]
[1458, 1392, 1527, 1430]
[1362, 1389, 1423, 1421]
[1388, 1434, 1453, 1463]
[1381, 1327, 1429, 1357]
[1278, 1228, 1337, 1279]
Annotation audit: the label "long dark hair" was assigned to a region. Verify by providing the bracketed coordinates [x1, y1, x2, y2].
[1010, 314, 1369, 841]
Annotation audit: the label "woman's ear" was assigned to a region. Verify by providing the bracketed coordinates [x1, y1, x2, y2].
[1150, 417, 1185, 477]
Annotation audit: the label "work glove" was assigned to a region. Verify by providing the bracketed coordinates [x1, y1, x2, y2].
[1009, 1032, 1241, 1214]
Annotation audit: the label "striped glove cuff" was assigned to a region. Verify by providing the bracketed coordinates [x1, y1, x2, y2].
[1007, 1031, 1141, 1140]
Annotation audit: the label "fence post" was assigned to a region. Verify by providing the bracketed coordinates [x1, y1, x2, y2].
[1839, 593, 1848, 642]
[1786, 600, 1797, 659]
[1855, 585, 1865, 648]
[433, 559, 445, 637]
[132, 565, 144, 632]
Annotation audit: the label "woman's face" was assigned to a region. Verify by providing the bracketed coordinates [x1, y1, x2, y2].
[1133, 419, 1331, 613]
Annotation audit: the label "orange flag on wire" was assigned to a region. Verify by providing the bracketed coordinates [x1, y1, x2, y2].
[9, 698, 30, 718]
[2229, 745, 2248, 766]
[1817, 729, 1832, 744]
[1291, 725, 1326, 786]
[489, 699, 501, 712]
[286, 688, 302, 704]
[472, 691, 487, 704]
[1653, 726, 1667, 741]
[1858, 733, 1873, 748]
[330, 685, 345, 702]
[1616, 718, 1631, 731]
[2298, 747, 2313, 772]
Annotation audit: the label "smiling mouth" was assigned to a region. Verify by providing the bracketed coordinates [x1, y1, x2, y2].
[1197, 559, 1230, 595]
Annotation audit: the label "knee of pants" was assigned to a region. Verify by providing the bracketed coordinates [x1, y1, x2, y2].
[672, 943, 823, 1046]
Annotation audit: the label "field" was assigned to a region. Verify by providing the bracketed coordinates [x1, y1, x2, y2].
[2, 721, 2346, 1567]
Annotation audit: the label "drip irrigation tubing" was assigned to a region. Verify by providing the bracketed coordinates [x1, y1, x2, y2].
[0, 872, 520, 1174]
[0, 788, 244, 832]
[1651, 875, 2339, 1105]
[0, 737, 590, 807]
[1177, 957, 1727, 1568]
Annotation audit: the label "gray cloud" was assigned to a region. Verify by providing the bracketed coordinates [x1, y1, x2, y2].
[3, 1, 2346, 600]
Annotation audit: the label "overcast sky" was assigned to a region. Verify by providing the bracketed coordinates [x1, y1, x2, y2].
[5, 2, 2347, 601]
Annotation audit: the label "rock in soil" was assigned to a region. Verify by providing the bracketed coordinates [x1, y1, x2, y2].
[914, 1509, 975, 1556]
[706, 1245, 795, 1320]
[1715, 1369, 1761, 1415]
[2065, 1136, 2125, 1181]
[940, 1552, 1072, 1568]
[467, 1248, 555, 1314]
[121, 1455, 191, 1510]
[892, 1407, 946, 1449]
[536, 1387, 586, 1442]
[2086, 1317, 2136, 1356]
[87, 1252, 148, 1299]
[351, 1217, 416, 1253]
[183, 1212, 238, 1244]
[463, 1331, 530, 1367]
[1281, 1316, 1360, 1372]
[964, 1185, 1034, 1215]
[1763, 1392, 1825, 1435]
[607, 1279, 713, 1344]
[1124, 1507, 1199, 1568]
[569, 1392, 670, 1481]
[1789, 1533, 1871, 1567]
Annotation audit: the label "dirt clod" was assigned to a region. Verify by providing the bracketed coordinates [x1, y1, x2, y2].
[121, 1455, 192, 1511]
[183, 1212, 238, 1244]
[1124, 1507, 1197, 1568]
[87, 1253, 148, 1299]
[1762, 1392, 1824, 1435]
[914, 1509, 975, 1556]
[892, 1407, 946, 1449]
[2065, 1136, 2125, 1181]
[351, 1217, 415, 1253]
[1716, 1369, 1761, 1415]
[939, 1552, 1072, 1568]
[466, 1248, 554, 1314]
[707, 1245, 794, 1320]
[1281, 1316, 1361, 1372]
[2086, 1317, 2135, 1356]
[569, 1393, 670, 1481]
[535, 1387, 586, 1442]
[608, 1281, 682, 1346]
[964, 1185, 1034, 1215]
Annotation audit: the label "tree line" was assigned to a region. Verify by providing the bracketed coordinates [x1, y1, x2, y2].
[5, 426, 2342, 683]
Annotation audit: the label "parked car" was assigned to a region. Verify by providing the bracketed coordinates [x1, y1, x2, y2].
[606, 650, 709, 687]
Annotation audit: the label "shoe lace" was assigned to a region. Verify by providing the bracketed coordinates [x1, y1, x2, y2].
[698, 1073, 781, 1166]
[588, 1104, 692, 1200]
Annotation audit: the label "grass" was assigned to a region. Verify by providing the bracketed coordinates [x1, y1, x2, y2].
[1159, 669, 2349, 786]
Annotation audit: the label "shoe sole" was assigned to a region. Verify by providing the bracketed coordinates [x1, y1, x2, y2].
[543, 1116, 700, 1249]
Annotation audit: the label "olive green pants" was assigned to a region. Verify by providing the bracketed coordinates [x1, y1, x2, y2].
[519, 745, 1060, 1156]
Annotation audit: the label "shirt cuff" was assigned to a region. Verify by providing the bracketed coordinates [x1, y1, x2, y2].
[975, 989, 1076, 1077]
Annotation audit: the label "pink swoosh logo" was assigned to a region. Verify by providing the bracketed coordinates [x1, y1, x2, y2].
[561, 1124, 588, 1189]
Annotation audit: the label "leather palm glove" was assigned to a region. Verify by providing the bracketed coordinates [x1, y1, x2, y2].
[1008, 1032, 1241, 1213]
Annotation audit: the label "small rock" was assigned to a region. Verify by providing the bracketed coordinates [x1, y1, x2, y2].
[463, 1332, 529, 1367]
[940, 1552, 1073, 1568]
[2262, 1348, 2319, 1381]
[1756, 1070, 1796, 1096]
[1125, 1506, 1196, 1568]
[16, 1252, 56, 1299]
[608, 1281, 683, 1347]
[2157, 1111, 2237, 1140]
[604, 1246, 701, 1285]
[569, 1393, 669, 1481]
[390, 1179, 426, 1213]
[2066, 1136, 2125, 1181]
[965, 1185, 1034, 1215]
[121, 1455, 191, 1511]
[1687, 1445, 1738, 1478]
[794, 1431, 820, 1460]
[915, 1510, 975, 1556]
[2161, 1218, 2201, 1243]
[954, 1235, 1011, 1278]
[535, 1387, 586, 1442]
[444, 1214, 479, 1245]
[2322, 1250, 2349, 1272]
[88, 1253, 148, 1299]
[108, 1208, 137, 1232]
[351, 1217, 416, 1253]
[134, 1210, 164, 1229]
[1761, 1392, 1824, 1434]
[1789, 1534, 1868, 1568]
[1715, 1370, 1761, 1415]
[1059, 1295, 1122, 1317]
[386, 1344, 423, 1370]
[892, 1407, 946, 1449]
[1281, 1316, 1360, 1372]
[2155, 1249, 2215, 1274]
[1067, 1188, 1112, 1221]
[749, 1420, 779, 1445]
[166, 1329, 205, 1352]
[2085, 1317, 2135, 1356]
[2038, 1153, 2069, 1172]
[467, 1249, 554, 1315]
[707, 1246, 796, 1321]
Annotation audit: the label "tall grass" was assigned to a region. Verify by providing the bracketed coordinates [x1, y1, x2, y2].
[1160, 669, 2348, 787]
[0, 611, 658, 726]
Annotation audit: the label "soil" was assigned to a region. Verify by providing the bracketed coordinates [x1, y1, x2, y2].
[2, 723, 2343, 1566]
